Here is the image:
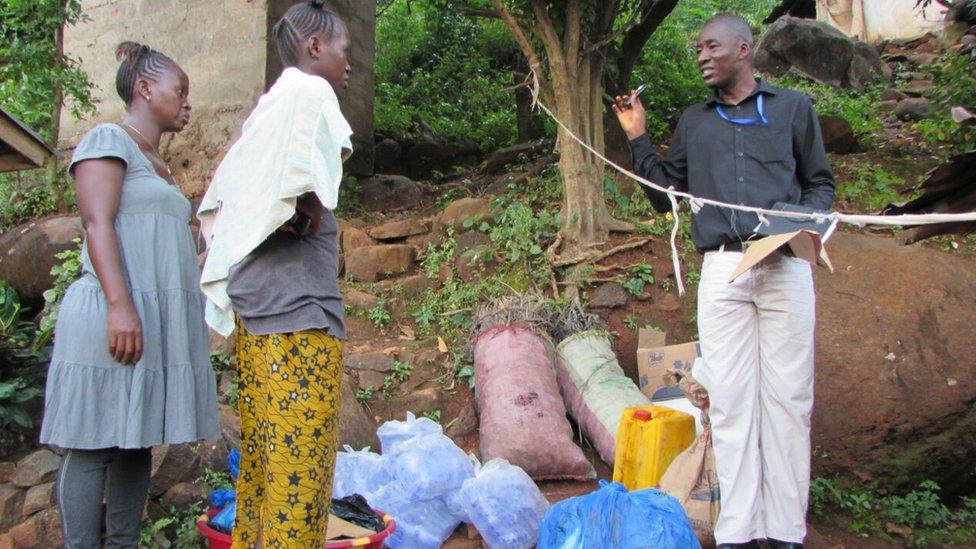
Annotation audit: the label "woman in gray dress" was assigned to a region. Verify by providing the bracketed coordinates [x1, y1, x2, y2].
[39, 42, 218, 548]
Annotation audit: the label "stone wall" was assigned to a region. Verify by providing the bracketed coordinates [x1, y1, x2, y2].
[60, 0, 375, 197]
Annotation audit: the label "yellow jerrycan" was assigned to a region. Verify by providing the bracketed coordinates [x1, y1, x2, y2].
[613, 406, 695, 490]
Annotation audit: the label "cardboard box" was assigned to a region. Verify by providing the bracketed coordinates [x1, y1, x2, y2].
[636, 328, 701, 401]
[729, 229, 833, 283]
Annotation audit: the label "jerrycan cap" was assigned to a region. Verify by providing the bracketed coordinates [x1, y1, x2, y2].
[632, 409, 653, 421]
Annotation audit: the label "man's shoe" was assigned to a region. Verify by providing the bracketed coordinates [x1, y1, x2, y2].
[766, 540, 803, 549]
[716, 541, 761, 549]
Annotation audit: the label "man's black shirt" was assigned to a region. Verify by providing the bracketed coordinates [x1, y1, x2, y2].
[629, 79, 836, 252]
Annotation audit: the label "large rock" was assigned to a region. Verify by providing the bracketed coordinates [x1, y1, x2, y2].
[339, 226, 375, 253]
[339, 373, 379, 451]
[818, 115, 857, 154]
[399, 132, 481, 180]
[0, 484, 25, 531]
[756, 17, 891, 90]
[435, 198, 491, 233]
[7, 507, 62, 549]
[161, 481, 208, 509]
[11, 451, 60, 489]
[359, 175, 424, 212]
[894, 98, 933, 121]
[368, 219, 427, 241]
[587, 282, 630, 309]
[0, 216, 83, 309]
[482, 138, 554, 173]
[21, 483, 54, 518]
[344, 245, 416, 282]
[812, 233, 976, 496]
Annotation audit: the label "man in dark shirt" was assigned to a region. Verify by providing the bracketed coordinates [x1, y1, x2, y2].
[613, 13, 835, 549]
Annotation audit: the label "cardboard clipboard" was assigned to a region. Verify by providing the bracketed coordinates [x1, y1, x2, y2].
[728, 229, 833, 283]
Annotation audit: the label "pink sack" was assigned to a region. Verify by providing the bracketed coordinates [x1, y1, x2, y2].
[473, 325, 595, 481]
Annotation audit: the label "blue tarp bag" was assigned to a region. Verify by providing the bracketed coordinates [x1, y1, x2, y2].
[537, 481, 700, 549]
[210, 500, 237, 534]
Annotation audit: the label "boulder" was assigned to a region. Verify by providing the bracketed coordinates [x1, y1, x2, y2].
[0, 216, 83, 309]
[818, 115, 857, 154]
[368, 219, 427, 241]
[906, 52, 939, 66]
[7, 507, 61, 549]
[587, 282, 630, 309]
[161, 481, 208, 509]
[446, 404, 479, 439]
[344, 288, 380, 311]
[902, 79, 935, 96]
[399, 132, 481, 180]
[374, 137, 402, 174]
[812, 233, 976, 496]
[482, 138, 553, 173]
[339, 373, 379, 451]
[359, 175, 424, 212]
[150, 444, 205, 497]
[340, 226, 375, 253]
[344, 245, 416, 282]
[11, 450, 60, 489]
[378, 274, 438, 300]
[894, 98, 933, 121]
[435, 198, 492, 233]
[755, 17, 891, 90]
[21, 483, 54, 518]
[0, 484, 25, 531]
[880, 88, 908, 102]
[0, 463, 14, 484]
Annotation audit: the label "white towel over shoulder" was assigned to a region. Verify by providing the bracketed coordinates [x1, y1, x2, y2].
[198, 67, 353, 336]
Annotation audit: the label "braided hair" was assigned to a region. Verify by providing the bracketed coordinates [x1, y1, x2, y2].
[115, 41, 176, 105]
[272, 0, 343, 67]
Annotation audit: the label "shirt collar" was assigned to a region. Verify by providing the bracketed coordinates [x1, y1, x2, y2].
[706, 78, 776, 107]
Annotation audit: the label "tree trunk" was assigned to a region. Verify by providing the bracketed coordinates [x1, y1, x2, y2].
[513, 54, 544, 142]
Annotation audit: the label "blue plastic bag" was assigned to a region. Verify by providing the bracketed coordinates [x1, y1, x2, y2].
[389, 433, 474, 500]
[210, 488, 236, 508]
[210, 500, 237, 534]
[332, 445, 393, 500]
[228, 448, 241, 480]
[460, 459, 549, 549]
[377, 412, 443, 455]
[537, 481, 700, 549]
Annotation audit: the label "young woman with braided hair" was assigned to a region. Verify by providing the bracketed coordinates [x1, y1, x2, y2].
[40, 42, 218, 548]
[197, 1, 352, 546]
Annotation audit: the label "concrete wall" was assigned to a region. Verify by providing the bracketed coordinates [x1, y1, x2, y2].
[60, 0, 269, 197]
[61, 0, 375, 196]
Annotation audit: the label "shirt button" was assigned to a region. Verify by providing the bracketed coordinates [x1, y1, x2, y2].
[738, 152, 744, 157]
[736, 128, 742, 133]
[736, 106, 741, 111]
[738, 177, 744, 182]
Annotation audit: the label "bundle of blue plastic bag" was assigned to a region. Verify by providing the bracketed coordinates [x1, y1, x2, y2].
[460, 458, 550, 549]
[538, 481, 700, 549]
[209, 449, 241, 533]
[331, 413, 475, 549]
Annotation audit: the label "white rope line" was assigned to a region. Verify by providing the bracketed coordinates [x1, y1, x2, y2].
[530, 82, 976, 229]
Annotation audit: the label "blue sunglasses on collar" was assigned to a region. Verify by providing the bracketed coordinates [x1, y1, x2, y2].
[715, 94, 768, 126]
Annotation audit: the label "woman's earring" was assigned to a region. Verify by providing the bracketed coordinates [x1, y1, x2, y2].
[144, 94, 151, 102]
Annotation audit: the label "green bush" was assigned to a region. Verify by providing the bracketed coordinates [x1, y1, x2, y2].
[0, 282, 50, 430]
[375, 1, 521, 149]
[916, 53, 976, 154]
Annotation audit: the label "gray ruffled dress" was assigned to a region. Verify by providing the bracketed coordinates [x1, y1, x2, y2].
[40, 124, 219, 449]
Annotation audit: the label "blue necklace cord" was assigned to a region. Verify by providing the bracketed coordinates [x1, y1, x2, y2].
[715, 93, 768, 126]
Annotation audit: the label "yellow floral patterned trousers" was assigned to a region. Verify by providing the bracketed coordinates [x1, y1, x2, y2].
[232, 320, 343, 549]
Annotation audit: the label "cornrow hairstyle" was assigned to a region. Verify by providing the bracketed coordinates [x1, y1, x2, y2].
[115, 41, 176, 106]
[272, 0, 342, 67]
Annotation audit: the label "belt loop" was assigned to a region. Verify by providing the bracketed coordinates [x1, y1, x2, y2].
[718, 243, 726, 253]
